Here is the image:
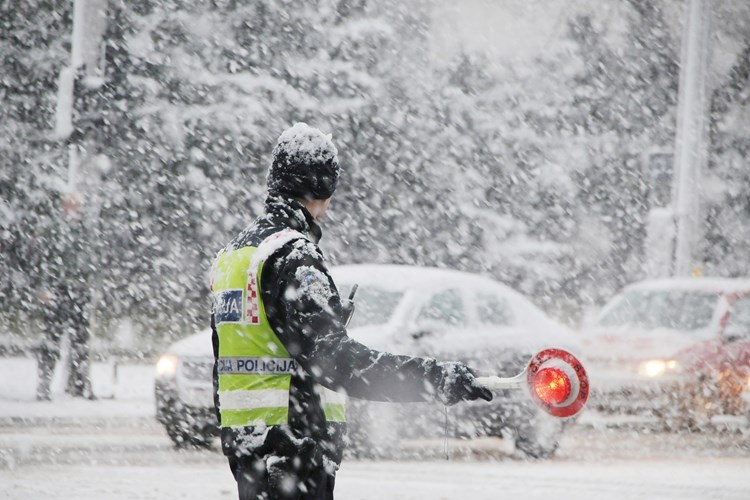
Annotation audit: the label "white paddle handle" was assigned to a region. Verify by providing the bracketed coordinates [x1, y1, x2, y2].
[475, 372, 526, 390]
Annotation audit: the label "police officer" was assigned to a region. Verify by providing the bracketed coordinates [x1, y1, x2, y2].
[211, 123, 492, 500]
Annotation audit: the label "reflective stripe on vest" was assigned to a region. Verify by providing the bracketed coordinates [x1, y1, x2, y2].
[211, 230, 346, 428]
[318, 386, 347, 422]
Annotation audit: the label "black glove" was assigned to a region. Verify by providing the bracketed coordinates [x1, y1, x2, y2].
[436, 361, 493, 406]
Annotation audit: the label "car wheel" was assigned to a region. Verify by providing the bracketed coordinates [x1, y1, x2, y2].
[511, 408, 563, 459]
[482, 398, 563, 459]
[666, 374, 719, 431]
[159, 402, 215, 449]
[164, 419, 214, 449]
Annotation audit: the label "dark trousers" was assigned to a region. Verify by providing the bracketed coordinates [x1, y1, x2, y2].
[228, 455, 335, 500]
[36, 317, 93, 400]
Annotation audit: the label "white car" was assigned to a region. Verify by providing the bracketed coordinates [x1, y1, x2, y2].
[155, 265, 578, 456]
[154, 331, 216, 447]
[332, 265, 578, 458]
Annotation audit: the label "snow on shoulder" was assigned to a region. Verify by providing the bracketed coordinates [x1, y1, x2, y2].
[250, 228, 308, 274]
[273, 122, 338, 167]
[295, 265, 334, 309]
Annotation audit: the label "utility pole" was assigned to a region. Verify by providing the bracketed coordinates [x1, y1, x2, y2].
[671, 0, 712, 277]
[55, 0, 108, 195]
[47, 0, 109, 399]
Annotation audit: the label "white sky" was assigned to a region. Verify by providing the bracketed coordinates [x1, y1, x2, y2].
[430, 0, 634, 63]
[430, 0, 747, 80]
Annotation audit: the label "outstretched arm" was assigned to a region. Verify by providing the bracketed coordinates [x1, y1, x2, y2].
[262, 240, 491, 404]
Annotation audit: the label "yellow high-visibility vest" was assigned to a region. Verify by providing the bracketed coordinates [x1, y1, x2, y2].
[211, 229, 346, 428]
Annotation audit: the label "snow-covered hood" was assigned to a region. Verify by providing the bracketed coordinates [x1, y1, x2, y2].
[424, 325, 579, 355]
[580, 325, 711, 362]
[349, 322, 579, 364]
[347, 324, 398, 352]
[168, 329, 213, 358]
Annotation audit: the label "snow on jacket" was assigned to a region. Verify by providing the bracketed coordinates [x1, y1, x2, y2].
[211, 195, 447, 467]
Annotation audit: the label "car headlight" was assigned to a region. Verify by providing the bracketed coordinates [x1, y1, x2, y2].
[639, 359, 678, 377]
[156, 354, 178, 377]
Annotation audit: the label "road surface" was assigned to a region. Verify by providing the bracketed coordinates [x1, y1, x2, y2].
[1, 418, 749, 499]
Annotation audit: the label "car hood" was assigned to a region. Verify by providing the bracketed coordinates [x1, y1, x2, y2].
[168, 329, 213, 358]
[167, 320, 581, 367]
[349, 323, 580, 362]
[580, 325, 711, 362]
[347, 324, 399, 352]
[672, 339, 724, 370]
[673, 338, 750, 375]
[424, 325, 579, 354]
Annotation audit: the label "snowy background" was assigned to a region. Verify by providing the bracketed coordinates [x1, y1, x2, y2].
[2, 1, 750, 498]
[2, 0, 750, 356]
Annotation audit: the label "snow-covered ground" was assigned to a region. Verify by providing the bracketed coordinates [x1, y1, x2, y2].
[0, 356, 154, 424]
[2, 452, 749, 500]
[2, 410, 749, 499]
[2, 355, 750, 499]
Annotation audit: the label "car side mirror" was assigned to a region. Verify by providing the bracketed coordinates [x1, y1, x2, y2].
[409, 328, 433, 340]
[408, 321, 445, 340]
[723, 324, 748, 343]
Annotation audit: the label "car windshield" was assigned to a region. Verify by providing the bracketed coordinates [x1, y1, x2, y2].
[338, 284, 405, 329]
[596, 289, 719, 331]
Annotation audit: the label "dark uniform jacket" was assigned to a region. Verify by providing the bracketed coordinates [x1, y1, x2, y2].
[211, 195, 447, 472]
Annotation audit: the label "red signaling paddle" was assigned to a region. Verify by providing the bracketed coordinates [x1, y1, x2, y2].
[475, 348, 589, 418]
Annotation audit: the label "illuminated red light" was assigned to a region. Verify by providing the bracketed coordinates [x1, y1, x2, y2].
[533, 367, 572, 406]
[524, 348, 589, 417]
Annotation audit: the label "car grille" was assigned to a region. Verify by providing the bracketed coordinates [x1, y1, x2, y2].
[181, 357, 213, 382]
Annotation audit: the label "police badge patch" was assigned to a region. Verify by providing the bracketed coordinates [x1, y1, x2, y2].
[214, 289, 243, 324]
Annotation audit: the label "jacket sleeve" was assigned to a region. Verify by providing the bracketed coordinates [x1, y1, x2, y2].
[262, 239, 446, 403]
[211, 312, 221, 426]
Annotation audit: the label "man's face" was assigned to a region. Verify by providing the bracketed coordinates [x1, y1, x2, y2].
[307, 197, 332, 222]
[318, 197, 332, 222]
